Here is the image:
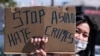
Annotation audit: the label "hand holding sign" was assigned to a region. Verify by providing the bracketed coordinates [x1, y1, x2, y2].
[30, 36, 48, 56]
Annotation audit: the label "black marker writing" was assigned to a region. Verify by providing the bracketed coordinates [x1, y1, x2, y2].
[45, 26, 73, 42]
[13, 10, 23, 29]
[31, 11, 37, 24]
[7, 31, 22, 47]
[20, 28, 30, 44]
[39, 9, 45, 23]
[7, 27, 30, 47]
[51, 11, 58, 24]
[23, 10, 30, 24]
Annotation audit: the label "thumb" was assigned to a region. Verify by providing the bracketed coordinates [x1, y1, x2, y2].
[40, 49, 47, 56]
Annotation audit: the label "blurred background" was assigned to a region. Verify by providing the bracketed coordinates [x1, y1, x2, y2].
[0, 0, 100, 56]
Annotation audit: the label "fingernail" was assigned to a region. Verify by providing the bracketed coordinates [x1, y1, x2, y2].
[31, 38, 33, 43]
[45, 37, 48, 43]
[38, 38, 41, 42]
[35, 38, 38, 42]
[42, 38, 45, 41]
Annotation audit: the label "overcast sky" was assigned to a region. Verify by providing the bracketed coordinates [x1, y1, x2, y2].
[14, 0, 73, 7]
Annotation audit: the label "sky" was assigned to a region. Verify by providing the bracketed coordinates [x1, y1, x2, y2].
[14, 0, 100, 7]
[14, 0, 73, 7]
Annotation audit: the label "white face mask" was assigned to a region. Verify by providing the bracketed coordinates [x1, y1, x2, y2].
[74, 38, 88, 53]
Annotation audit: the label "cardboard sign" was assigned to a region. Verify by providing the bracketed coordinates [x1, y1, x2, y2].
[4, 6, 76, 54]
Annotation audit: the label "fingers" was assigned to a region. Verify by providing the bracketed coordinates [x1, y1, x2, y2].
[30, 36, 48, 56]
[42, 36, 48, 43]
[37, 37, 41, 45]
[36, 50, 41, 56]
[31, 38, 34, 43]
[31, 37, 40, 45]
[31, 36, 48, 45]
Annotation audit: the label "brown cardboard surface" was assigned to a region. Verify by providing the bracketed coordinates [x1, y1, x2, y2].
[4, 6, 76, 54]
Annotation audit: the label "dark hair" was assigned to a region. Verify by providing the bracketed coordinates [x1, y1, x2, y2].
[76, 15, 98, 56]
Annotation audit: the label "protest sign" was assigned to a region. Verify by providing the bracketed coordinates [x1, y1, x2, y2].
[5, 6, 76, 54]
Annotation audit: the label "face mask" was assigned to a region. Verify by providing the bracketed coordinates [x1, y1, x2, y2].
[74, 38, 88, 53]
